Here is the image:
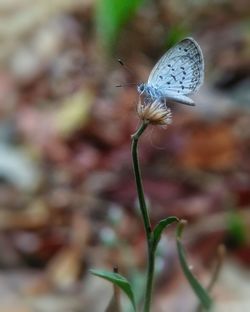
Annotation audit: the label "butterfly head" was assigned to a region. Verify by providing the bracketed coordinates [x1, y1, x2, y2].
[137, 83, 146, 95]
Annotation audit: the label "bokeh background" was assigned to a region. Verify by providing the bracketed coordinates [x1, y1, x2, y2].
[0, 0, 250, 311]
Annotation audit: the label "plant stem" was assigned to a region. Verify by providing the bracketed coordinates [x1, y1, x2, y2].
[144, 246, 155, 312]
[131, 121, 151, 239]
[131, 121, 155, 312]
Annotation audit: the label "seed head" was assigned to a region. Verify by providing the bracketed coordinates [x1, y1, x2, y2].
[137, 97, 172, 126]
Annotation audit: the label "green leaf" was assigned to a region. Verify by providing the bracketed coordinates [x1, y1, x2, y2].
[227, 211, 247, 246]
[95, 0, 143, 52]
[152, 216, 179, 250]
[90, 269, 136, 311]
[176, 221, 213, 310]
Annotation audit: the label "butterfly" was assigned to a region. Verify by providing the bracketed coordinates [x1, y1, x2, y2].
[137, 37, 204, 106]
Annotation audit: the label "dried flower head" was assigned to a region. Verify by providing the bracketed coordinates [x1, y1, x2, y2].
[137, 96, 172, 126]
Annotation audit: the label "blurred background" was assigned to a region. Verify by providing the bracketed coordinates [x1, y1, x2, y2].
[0, 0, 250, 311]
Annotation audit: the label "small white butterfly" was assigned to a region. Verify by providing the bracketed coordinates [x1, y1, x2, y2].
[137, 37, 204, 106]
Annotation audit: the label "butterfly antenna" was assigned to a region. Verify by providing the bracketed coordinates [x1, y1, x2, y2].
[115, 82, 138, 88]
[117, 58, 134, 75]
[116, 58, 139, 88]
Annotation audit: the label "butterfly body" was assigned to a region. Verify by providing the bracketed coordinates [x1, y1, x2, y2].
[138, 83, 162, 99]
[137, 83, 195, 106]
[138, 37, 204, 106]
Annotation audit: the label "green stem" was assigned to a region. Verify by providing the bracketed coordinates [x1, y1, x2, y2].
[144, 247, 155, 312]
[131, 121, 155, 312]
[131, 121, 151, 238]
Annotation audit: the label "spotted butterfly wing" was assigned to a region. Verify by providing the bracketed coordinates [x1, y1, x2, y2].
[147, 37, 204, 105]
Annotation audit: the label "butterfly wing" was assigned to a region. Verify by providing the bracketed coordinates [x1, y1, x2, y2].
[147, 38, 204, 96]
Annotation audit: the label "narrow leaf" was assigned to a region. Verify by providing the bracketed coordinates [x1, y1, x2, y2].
[90, 269, 136, 311]
[227, 211, 247, 246]
[176, 221, 213, 310]
[152, 216, 179, 250]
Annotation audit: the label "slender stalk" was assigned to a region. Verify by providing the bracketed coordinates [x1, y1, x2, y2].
[131, 121, 155, 312]
[144, 247, 155, 312]
[131, 121, 151, 238]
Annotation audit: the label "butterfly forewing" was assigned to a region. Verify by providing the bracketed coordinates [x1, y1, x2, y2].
[147, 38, 204, 96]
